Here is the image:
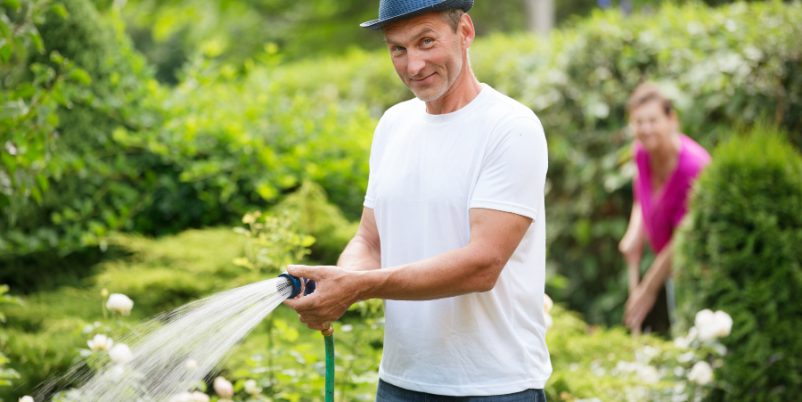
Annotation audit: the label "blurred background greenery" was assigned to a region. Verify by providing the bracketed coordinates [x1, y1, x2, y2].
[2, 0, 801, 400]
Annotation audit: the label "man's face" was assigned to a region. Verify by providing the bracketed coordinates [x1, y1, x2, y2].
[383, 12, 467, 103]
[629, 100, 677, 152]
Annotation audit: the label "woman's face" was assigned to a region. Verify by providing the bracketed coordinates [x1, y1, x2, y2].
[629, 100, 677, 153]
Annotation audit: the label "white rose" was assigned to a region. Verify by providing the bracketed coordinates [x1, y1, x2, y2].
[674, 331, 693, 349]
[712, 310, 733, 338]
[695, 309, 733, 341]
[543, 294, 554, 313]
[688, 361, 714, 385]
[695, 309, 719, 341]
[184, 359, 198, 370]
[107, 364, 126, 381]
[19, 396, 35, 402]
[637, 365, 660, 384]
[544, 312, 553, 329]
[109, 343, 133, 364]
[244, 379, 260, 396]
[213, 376, 234, 399]
[190, 392, 210, 402]
[168, 392, 193, 402]
[87, 334, 114, 351]
[106, 293, 134, 315]
[687, 326, 699, 342]
[169, 391, 209, 402]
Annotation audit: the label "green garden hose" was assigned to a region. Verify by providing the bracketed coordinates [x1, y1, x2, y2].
[324, 332, 335, 402]
[278, 273, 335, 402]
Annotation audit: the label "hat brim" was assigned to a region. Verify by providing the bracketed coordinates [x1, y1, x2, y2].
[360, 0, 473, 30]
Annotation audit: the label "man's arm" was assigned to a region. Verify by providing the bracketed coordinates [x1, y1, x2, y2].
[624, 241, 673, 331]
[284, 208, 532, 331]
[337, 208, 381, 271]
[359, 207, 531, 299]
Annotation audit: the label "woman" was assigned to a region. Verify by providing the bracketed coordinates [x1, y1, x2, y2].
[619, 83, 711, 335]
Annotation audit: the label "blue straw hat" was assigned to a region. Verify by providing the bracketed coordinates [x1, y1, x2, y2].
[360, 0, 474, 30]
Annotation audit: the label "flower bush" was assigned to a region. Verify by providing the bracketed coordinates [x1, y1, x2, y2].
[546, 304, 733, 401]
[0, 285, 21, 389]
[1, 221, 741, 401]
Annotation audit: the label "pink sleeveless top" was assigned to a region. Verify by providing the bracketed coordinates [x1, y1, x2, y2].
[634, 134, 711, 253]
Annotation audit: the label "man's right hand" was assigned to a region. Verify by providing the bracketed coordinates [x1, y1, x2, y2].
[283, 264, 364, 332]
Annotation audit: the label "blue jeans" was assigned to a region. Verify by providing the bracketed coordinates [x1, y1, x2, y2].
[376, 379, 547, 402]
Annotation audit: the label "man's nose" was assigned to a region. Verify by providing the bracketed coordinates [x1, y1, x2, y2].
[406, 49, 425, 77]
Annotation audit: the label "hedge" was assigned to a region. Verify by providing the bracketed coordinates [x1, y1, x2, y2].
[674, 127, 802, 401]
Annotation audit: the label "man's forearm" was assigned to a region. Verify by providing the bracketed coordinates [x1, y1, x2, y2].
[353, 244, 502, 301]
[337, 236, 380, 271]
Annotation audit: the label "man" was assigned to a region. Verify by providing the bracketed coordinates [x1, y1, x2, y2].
[619, 82, 711, 335]
[285, 1, 551, 400]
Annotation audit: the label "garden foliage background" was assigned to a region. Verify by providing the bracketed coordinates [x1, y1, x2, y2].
[1, 0, 801, 400]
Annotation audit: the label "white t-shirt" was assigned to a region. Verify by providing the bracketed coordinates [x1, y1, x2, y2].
[364, 84, 552, 396]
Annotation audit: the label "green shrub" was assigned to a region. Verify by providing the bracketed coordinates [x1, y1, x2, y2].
[94, 229, 251, 312]
[270, 181, 358, 265]
[674, 127, 802, 400]
[1, 0, 164, 258]
[0, 285, 21, 390]
[1, 1, 89, 252]
[0, 228, 249, 400]
[133, 57, 375, 224]
[1, 287, 101, 401]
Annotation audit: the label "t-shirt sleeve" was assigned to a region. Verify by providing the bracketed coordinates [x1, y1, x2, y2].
[469, 115, 548, 220]
[363, 111, 391, 209]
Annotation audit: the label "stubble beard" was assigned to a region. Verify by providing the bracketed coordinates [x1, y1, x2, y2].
[409, 60, 462, 104]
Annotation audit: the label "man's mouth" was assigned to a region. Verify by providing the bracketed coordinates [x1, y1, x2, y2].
[410, 72, 436, 83]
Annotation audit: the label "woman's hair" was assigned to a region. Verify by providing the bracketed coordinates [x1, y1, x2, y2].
[627, 82, 674, 116]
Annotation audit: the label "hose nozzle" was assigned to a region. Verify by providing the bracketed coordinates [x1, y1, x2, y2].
[278, 273, 316, 299]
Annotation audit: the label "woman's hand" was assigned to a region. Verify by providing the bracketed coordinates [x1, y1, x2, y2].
[624, 282, 658, 334]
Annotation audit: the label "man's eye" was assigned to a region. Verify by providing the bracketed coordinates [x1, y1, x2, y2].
[391, 46, 406, 54]
[421, 38, 434, 47]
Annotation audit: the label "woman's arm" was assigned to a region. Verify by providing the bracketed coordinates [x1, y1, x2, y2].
[620, 202, 645, 292]
[624, 241, 673, 332]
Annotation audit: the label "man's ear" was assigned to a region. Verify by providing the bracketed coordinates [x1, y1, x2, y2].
[459, 13, 475, 47]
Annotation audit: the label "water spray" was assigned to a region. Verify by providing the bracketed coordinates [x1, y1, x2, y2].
[278, 273, 335, 402]
[38, 274, 333, 401]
